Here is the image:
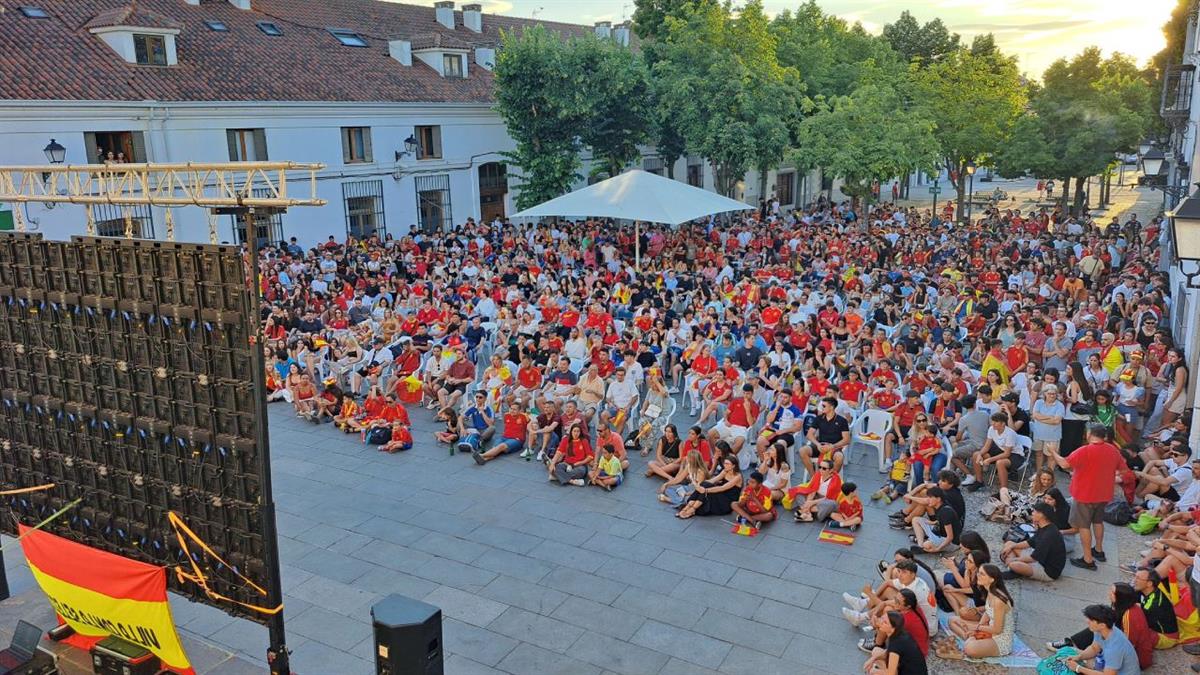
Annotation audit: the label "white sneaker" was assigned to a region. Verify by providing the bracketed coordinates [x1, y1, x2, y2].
[842, 592, 868, 612]
[960, 474, 977, 486]
[668, 386, 680, 394]
[536, 450, 546, 462]
[842, 608, 867, 626]
[569, 478, 586, 487]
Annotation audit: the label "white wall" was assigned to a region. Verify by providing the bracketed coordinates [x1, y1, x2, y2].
[0, 100, 516, 246]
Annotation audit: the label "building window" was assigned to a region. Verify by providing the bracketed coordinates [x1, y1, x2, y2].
[343, 180, 386, 239]
[415, 174, 453, 233]
[328, 28, 367, 47]
[776, 171, 795, 205]
[415, 125, 442, 160]
[687, 162, 703, 187]
[205, 20, 229, 32]
[257, 22, 282, 36]
[443, 54, 464, 78]
[341, 127, 373, 163]
[643, 157, 664, 176]
[133, 34, 168, 66]
[94, 204, 155, 239]
[230, 200, 283, 247]
[18, 7, 48, 18]
[227, 129, 268, 161]
[85, 131, 147, 163]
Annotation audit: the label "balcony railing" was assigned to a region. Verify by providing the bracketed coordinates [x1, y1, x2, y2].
[1161, 63, 1196, 120]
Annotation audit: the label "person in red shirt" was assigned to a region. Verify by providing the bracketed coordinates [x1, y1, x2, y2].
[474, 401, 530, 464]
[380, 422, 413, 454]
[872, 379, 901, 410]
[708, 385, 760, 457]
[679, 425, 713, 469]
[730, 471, 776, 529]
[838, 371, 868, 407]
[549, 423, 594, 485]
[696, 370, 733, 426]
[1051, 423, 1125, 570]
[515, 355, 543, 396]
[871, 361, 901, 387]
[1005, 333, 1029, 373]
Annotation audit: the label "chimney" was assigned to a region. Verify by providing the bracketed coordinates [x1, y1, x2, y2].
[463, 4, 482, 33]
[475, 46, 495, 70]
[434, 1, 455, 30]
[227, 0, 251, 9]
[389, 39, 412, 66]
[613, 21, 630, 46]
[594, 21, 611, 39]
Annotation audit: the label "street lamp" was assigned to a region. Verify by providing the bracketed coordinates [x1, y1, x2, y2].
[394, 134, 421, 161]
[1141, 148, 1166, 178]
[1138, 148, 1192, 204]
[965, 161, 977, 221]
[1170, 193, 1200, 287]
[1138, 138, 1154, 157]
[43, 138, 66, 165]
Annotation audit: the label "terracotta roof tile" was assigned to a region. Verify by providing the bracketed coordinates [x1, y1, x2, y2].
[84, 2, 181, 31]
[0, 0, 600, 103]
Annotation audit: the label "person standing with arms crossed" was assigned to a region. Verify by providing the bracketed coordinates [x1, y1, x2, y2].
[1051, 424, 1125, 571]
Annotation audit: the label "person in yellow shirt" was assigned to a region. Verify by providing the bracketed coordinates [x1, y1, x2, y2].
[591, 443, 624, 491]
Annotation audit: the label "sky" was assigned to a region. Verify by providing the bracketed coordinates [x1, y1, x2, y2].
[404, 0, 1178, 77]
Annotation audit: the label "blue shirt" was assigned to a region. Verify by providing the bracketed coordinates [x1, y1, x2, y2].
[463, 405, 493, 432]
[1092, 628, 1141, 675]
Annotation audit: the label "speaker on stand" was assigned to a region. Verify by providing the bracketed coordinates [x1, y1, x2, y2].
[370, 594, 443, 675]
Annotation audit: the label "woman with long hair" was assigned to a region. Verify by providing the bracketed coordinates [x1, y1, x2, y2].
[863, 610, 928, 675]
[938, 564, 1014, 660]
[1061, 363, 1090, 455]
[1157, 347, 1189, 429]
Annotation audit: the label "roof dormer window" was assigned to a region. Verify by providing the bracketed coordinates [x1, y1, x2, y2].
[328, 28, 367, 47]
[204, 20, 229, 32]
[257, 21, 282, 36]
[18, 6, 48, 18]
[443, 54, 464, 78]
[133, 34, 167, 66]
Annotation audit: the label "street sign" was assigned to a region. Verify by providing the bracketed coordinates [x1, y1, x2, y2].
[928, 185, 942, 195]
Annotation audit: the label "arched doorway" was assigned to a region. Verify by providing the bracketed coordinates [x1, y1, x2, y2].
[478, 162, 507, 224]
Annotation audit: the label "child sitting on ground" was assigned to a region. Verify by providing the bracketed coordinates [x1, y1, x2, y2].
[590, 443, 624, 491]
[826, 482, 863, 530]
[380, 421, 414, 454]
[871, 456, 911, 505]
[433, 408, 460, 445]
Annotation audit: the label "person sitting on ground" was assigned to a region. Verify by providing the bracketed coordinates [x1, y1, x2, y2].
[645, 423, 682, 481]
[890, 471, 964, 532]
[472, 400, 530, 465]
[842, 559, 937, 634]
[527, 399, 560, 461]
[593, 410, 630, 473]
[939, 548, 989, 616]
[863, 609, 930, 675]
[759, 442, 793, 503]
[800, 396, 851, 475]
[1048, 582, 1155, 670]
[824, 482, 864, 530]
[1059, 604, 1144, 675]
[292, 373, 319, 420]
[379, 420, 413, 454]
[730, 471, 777, 530]
[872, 453, 911, 505]
[788, 459, 842, 522]
[1131, 568, 1178, 648]
[999, 502, 1066, 581]
[456, 391, 495, 454]
[677, 456, 743, 520]
[589, 443, 623, 491]
[548, 423, 594, 486]
[936, 563, 1015, 661]
[910, 486, 960, 554]
[859, 590, 930, 669]
[1134, 445, 1193, 505]
[433, 408, 460, 445]
[658, 452, 708, 508]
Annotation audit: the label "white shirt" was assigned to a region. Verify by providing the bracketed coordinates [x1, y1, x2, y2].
[987, 426, 1021, 455]
[891, 576, 937, 633]
[607, 377, 639, 409]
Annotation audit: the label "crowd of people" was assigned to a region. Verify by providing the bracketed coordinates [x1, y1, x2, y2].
[254, 188, 1195, 673]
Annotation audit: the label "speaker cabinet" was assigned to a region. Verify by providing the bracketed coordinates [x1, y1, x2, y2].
[370, 594, 443, 675]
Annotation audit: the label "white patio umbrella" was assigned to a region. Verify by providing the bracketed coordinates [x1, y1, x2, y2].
[509, 169, 753, 267]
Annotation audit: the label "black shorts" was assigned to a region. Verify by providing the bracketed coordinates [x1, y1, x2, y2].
[768, 432, 795, 447]
[445, 382, 467, 394]
[1164, 487, 1182, 502]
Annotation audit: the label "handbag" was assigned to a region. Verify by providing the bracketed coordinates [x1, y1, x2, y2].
[1070, 402, 1095, 415]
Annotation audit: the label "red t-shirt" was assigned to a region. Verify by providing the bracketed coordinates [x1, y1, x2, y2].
[741, 483, 772, 514]
[680, 439, 712, 466]
[726, 398, 761, 427]
[503, 412, 530, 441]
[839, 380, 867, 403]
[1066, 441, 1124, 503]
[903, 608, 930, 656]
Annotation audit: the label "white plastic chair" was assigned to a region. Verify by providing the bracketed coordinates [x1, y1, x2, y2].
[850, 409, 894, 472]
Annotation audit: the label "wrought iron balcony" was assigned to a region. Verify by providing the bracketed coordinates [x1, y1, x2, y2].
[1161, 63, 1196, 120]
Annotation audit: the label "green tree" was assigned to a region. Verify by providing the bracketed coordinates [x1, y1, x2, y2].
[494, 26, 585, 210]
[791, 82, 939, 207]
[631, 0, 715, 40]
[914, 48, 1025, 219]
[652, 0, 804, 196]
[996, 48, 1155, 214]
[770, 0, 904, 99]
[882, 10, 960, 65]
[571, 38, 656, 177]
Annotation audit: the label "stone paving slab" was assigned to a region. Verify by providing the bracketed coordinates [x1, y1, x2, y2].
[3, 356, 1195, 675]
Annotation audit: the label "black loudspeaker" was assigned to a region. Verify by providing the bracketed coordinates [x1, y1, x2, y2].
[370, 594, 443, 675]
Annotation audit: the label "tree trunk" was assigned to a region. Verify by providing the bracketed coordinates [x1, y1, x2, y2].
[950, 160, 965, 223]
[1059, 176, 1071, 214]
[1073, 176, 1087, 215]
[665, 158, 676, 180]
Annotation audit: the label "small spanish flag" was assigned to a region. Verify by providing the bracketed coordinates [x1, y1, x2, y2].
[730, 522, 760, 537]
[818, 527, 856, 546]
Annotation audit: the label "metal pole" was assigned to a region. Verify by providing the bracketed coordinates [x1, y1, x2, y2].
[0, 548, 9, 601]
[967, 173, 974, 221]
[242, 207, 292, 675]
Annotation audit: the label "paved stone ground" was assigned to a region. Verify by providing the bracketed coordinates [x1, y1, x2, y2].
[0, 182, 1189, 675]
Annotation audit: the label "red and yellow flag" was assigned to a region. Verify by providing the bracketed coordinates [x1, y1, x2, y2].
[19, 525, 193, 674]
[817, 527, 856, 546]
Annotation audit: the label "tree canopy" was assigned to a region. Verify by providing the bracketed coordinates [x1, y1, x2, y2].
[881, 10, 960, 66]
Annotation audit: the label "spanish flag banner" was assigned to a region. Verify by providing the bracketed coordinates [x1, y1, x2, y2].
[18, 525, 194, 674]
[817, 527, 856, 546]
